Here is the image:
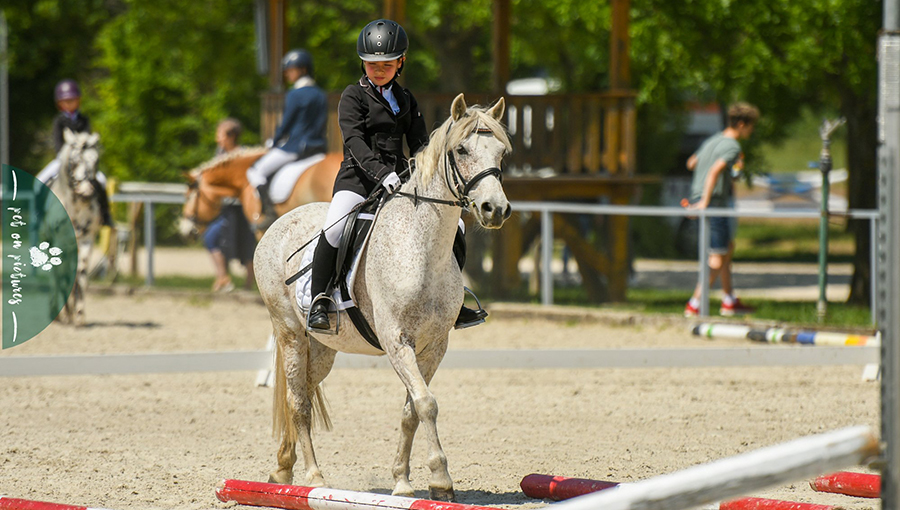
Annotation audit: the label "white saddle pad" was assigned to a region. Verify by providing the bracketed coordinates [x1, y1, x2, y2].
[294, 214, 375, 314]
[269, 153, 327, 205]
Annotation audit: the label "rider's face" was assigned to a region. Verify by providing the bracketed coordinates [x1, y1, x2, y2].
[57, 98, 80, 113]
[364, 58, 402, 87]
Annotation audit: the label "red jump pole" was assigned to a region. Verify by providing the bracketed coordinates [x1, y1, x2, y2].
[0, 496, 112, 510]
[519, 474, 619, 501]
[810, 471, 881, 498]
[216, 479, 495, 510]
[720, 497, 836, 510]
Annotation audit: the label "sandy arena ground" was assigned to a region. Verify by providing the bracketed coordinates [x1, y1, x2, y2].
[0, 290, 880, 510]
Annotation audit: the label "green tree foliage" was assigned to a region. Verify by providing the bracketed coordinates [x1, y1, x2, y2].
[4, 0, 114, 170]
[89, 0, 265, 182]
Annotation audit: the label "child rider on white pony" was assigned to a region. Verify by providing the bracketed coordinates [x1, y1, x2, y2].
[306, 19, 487, 332]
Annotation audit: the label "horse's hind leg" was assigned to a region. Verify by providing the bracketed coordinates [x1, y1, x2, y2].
[270, 325, 335, 487]
[387, 336, 453, 501]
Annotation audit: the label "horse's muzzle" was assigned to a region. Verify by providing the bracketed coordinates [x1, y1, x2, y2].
[475, 198, 511, 229]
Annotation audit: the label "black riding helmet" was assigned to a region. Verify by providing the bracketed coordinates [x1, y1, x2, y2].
[357, 19, 408, 62]
[282, 49, 314, 77]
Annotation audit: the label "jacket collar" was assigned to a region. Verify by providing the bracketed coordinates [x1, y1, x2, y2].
[358, 75, 409, 118]
[293, 76, 316, 89]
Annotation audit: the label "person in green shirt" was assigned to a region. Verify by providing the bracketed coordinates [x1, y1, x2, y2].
[684, 102, 759, 317]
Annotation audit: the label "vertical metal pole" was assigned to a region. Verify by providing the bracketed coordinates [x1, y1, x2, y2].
[541, 209, 554, 306]
[817, 119, 844, 321]
[0, 12, 8, 168]
[698, 212, 710, 317]
[817, 140, 831, 321]
[144, 201, 155, 286]
[871, 217, 878, 326]
[877, 0, 900, 502]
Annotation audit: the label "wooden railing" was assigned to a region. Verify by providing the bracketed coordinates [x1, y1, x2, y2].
[261, 91, 637, 176]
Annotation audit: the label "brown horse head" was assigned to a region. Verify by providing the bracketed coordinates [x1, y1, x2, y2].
[178, 147, 267, 239]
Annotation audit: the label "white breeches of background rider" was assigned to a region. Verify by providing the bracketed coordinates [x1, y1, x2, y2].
[37, 159, 108, 186]
[322, 190, 466, 249]
[246, 148, 298, 188]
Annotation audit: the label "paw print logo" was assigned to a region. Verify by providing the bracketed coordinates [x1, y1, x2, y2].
[29, 242, 64, 271]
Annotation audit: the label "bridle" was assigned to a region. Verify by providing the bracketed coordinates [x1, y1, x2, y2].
[183, 178, 227, 228]
[395, 123, 503, 210]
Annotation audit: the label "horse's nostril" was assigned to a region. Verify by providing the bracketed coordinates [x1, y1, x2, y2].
[503, 204, 512, 219]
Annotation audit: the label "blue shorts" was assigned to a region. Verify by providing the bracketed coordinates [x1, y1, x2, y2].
[709, 215, 735, 254]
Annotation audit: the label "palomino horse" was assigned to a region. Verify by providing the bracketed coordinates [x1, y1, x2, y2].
[179, 147, 342, 238]
[255, 94, 511, 501]
[49, 129, 103, 326]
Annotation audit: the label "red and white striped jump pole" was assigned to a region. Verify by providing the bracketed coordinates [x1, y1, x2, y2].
[216, 479, 493, 510]
[547, 426, 878, 510]
[518, 474, 838, 510]
[519, 474, 619, 500]
[0, 496, 113, 510]
[719, 497, 837, 510]
[810, 471, 881, 498]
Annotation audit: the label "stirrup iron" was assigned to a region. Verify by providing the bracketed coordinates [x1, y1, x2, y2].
[306, 293, 340, 335]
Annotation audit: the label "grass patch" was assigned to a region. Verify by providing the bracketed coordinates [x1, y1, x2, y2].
[537, 286, 872, 328]
[108, 274, 255, 291]
[733, 218, 854, 263]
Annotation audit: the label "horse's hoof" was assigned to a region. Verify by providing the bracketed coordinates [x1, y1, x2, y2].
[268, 470, 293, 485]
[429, 487, 455, 502]
[391, 482, 415, 498]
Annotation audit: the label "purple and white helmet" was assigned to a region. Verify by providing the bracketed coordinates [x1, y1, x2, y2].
[54, 79, 81, 102]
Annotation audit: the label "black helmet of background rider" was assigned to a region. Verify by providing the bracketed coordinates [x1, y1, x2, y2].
[356, 19, 408, 76]
[281, 49, 314, 77]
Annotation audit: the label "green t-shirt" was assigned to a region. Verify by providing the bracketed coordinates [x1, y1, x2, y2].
[688, 133, 741, 207]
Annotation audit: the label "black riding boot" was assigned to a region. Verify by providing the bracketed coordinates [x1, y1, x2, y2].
[256, 183, 277, 230]
[308, 235, 338, 330]
[453, 227, 488, 329]
[92, 179, 113, 227]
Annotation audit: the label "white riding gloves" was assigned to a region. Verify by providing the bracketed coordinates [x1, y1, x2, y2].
[382, 172, 401, 194]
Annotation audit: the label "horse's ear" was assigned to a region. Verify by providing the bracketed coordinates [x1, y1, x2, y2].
[63, 128, 76, 145]
[87, 132, 100, 146]
[451, 93, 467, 121]
[487, 97, 506, 122]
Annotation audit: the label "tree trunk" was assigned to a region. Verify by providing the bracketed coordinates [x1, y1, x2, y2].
[841, 83, 877, 306]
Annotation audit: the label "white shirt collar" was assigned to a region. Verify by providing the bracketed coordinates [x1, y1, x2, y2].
[293, 76, 316, 89]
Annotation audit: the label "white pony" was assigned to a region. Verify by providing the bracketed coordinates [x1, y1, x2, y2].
[255, 94, 511, 501]
[49, 129, 103, 326]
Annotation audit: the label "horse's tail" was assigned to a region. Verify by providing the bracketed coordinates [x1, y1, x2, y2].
[272, 340, 333, 444]
[311, 382, 333, 431]
[272, 341, 298, 444]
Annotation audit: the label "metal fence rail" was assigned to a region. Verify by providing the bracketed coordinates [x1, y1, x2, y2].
[510, 201, 879, 321]
[107, 184, 878, 321]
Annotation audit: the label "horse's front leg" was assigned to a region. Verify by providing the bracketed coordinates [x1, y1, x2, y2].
[71, 239, 92, 327]
[386, 334, 453, 501]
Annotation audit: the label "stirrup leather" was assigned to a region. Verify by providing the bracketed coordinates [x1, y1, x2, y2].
[306, 293, 340, 335]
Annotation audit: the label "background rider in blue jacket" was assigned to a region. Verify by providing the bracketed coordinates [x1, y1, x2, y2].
[246, 49, 328, 225]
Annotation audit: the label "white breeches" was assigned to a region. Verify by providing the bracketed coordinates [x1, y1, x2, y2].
[246, 148, 298, 188]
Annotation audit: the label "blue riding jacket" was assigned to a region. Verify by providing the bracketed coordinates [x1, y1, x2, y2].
[274, 77, 328, 158]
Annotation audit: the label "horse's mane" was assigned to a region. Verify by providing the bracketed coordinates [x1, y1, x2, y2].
[411, 104, 511, 186]
[189, 146, 268, 179]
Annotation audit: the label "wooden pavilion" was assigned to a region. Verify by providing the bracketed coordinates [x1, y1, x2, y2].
[258, 0, 650, 301]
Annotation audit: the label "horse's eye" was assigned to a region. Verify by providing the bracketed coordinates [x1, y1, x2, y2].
[457, 147, 469, 156]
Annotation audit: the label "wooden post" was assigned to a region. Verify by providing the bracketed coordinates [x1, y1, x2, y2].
[267, 0, 288, 92]
[609, 0, 631, 91]
[492, 0, 511, 94]
[383, 0, 406, 23]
